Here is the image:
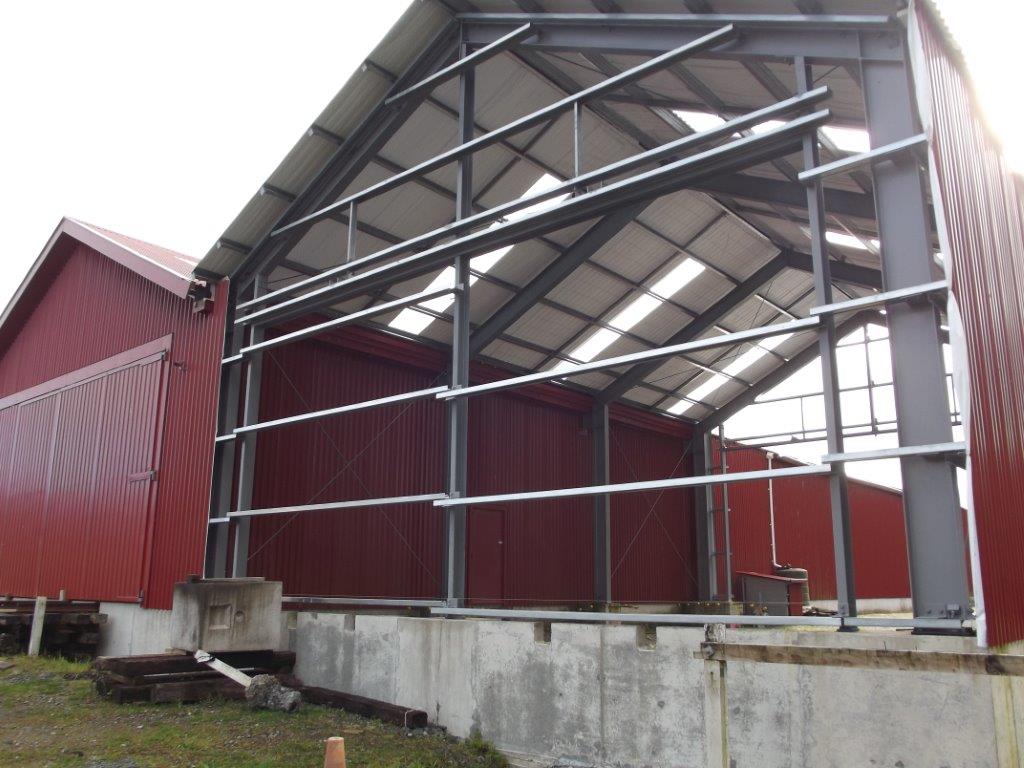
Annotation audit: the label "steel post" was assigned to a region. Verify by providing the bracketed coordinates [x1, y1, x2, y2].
[592, 404, 611, 605]
[444, 43, 474, 607]
[796, 57, 857, 619]
[718, 426, 733, 603]
[860, 56, 970, 620]
[695, 429, 718, 601]
[231, 274, 267, 578]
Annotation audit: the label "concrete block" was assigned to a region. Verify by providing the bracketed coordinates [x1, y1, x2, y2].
[169, 578, 282, 652]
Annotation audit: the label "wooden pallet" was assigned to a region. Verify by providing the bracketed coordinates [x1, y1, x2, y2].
[93, 650, 296, 704]
[0, 600, 106, 659]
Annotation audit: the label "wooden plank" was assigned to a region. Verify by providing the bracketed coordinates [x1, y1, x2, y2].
[300, 685, 428, 728]
[150, 679, 245, 704]
[699, 643, 1024, 676]
[94, 650, 294, 677]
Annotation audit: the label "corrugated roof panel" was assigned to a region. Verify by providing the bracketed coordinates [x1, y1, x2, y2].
[545, 263, 628, 317]
[635, 191, 722, 247]
[672, 268, 734, 314]
[591, 224, 676, 283]
[506, 304, 589, 350]
[486, 239, 561, 288]
[687, 216, 778, 280]
[628, 300, 695, 345]
[480, 339, 548, 371]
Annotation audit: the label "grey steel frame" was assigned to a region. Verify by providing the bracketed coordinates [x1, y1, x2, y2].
[205, 11, 971, 631]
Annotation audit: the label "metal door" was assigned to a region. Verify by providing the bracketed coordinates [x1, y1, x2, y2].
[467, 506, 505, 605]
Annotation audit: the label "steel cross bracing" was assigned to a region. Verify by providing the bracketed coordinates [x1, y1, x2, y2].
[207, 10, 970, 631]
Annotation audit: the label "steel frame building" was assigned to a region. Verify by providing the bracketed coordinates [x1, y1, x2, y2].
[195, 1, 1007, 640]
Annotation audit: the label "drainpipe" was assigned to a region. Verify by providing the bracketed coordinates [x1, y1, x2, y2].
[767, 452, 782, 570]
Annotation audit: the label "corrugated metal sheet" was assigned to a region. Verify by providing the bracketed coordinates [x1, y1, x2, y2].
[610, 421, 698, 603]
[913, 2, 1024, 646]
[0, 240, 226, 608]
[712, 443, 910, 601]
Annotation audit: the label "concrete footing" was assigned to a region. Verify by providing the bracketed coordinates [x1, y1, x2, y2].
[96, 604, 1023, 766]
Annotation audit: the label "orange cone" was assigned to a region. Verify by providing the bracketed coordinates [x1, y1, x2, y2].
[324, 737, 346, 768]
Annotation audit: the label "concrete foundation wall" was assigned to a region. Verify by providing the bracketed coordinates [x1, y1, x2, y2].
[285, 613, 1021, 768]
[98, 603, 173, 657]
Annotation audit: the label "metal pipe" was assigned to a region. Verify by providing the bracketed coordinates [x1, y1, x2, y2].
[767, 452, 781, 570]
[228, 493, 448, 519]
[809, 279, 947, 317]
[798, 133, 927, 184]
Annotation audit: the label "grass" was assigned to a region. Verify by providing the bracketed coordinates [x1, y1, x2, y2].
[0, 655, 507, 768]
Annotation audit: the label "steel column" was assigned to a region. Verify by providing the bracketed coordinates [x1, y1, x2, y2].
[796, 58, 857, 619]
[694, 429, 718, 601]
[231, 274, 267, 578]
[204, 286, 243, 578]
[860, 56, 970, 620]
[592, 404, 611, 605]
[444, 44, 474, 607]
[717, 426, 733, 603]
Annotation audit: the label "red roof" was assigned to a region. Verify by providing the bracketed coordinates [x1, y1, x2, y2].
[72, 220, 198, 282]
[0, 218, 201, 355]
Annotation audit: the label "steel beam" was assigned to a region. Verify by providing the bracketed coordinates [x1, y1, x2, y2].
[204, 284, 244, 579]
[232, 22, 461, 292]
[384, 23, 535, 106]
[793, 58, 856, 619]
[693, 430, 717, 601]
[231, 275, 267, 578]
[592, 404, 612, 605]
[444, 51, 475, 608]
[597, 256, 789, 405]
[782, 250, 882, 290]
[469, 203, 647, 356]
[860, 57, 969, 620]
[433, 463, 832, 508]
[463, 19, 902, 64]
[690, 174, 876, 220]
[240, 113, 828, 329]
[701, 310, 881, 430]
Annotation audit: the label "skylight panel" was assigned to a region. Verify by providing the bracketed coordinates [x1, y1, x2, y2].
[569, 327, 621, 363]
[670, 333, 795, 415]
[388, 173, 566, 336]
[821, 125, 870, 154]
[674, 110, 726, 133]
[561, 258, 705, 366]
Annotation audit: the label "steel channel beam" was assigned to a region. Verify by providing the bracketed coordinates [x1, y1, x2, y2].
[701, 309, 880, 430]
[204, 284, 244, 579]
[229, 493, 448, 519]
[799, 133, 928, 183]
[271, 25, 737, 241]
[794, 58, 857, 619]
[823, 441, 965, 464]
[231, 275, 268, 578]
[592, 404, 612, 605]
[809, 279, 947, 317]
[235, 385, 449, 436]
[861, 58, 969, 621]
[441, 317, 818, 402]
[241, 87, 829, 318]
[444, 51, 475, 608]
[433, 463, 831, 508]
[384, 23, 535, 106]
[782, 250, 882, 290]
[238, 113, 828, 329]
[232, 22, 461, 293]
[694, 430, 717, 601]
[462, 19, 902, 63]
[596, 256, 789, 405]
[692, 174, 875, 220]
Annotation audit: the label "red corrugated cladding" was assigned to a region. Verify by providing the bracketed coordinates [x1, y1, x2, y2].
[0, 239, 225, 608]
[914, 4, 1024, 646]
[246, 325, 699, 604]
[712, 443, 911, 602]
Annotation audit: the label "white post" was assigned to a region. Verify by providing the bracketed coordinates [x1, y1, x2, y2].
[27, 596, 47, 656]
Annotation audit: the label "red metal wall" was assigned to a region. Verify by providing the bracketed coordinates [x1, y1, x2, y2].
[713, 445, 911, 602]
[914, 4, 1024, 646]
[0, 239, 226, 608]
[245, 326, 698, 604]
[610, 420, 697, 603]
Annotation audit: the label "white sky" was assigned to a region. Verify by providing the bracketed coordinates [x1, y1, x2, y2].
[0, 0, 1018, 493]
